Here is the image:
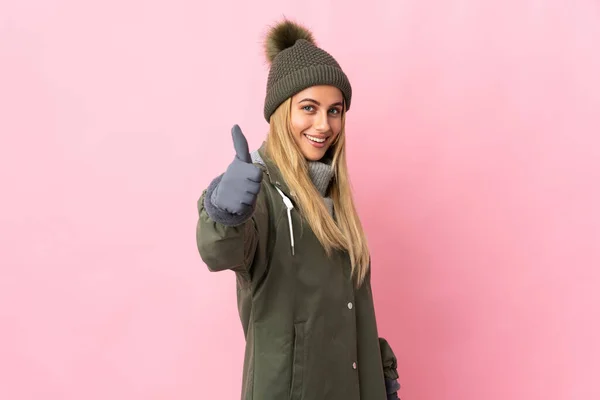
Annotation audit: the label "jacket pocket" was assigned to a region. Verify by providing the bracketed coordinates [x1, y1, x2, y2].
[289, 322, 306, 400]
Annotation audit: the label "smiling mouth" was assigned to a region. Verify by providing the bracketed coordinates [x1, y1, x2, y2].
[304, 134, 328, 143]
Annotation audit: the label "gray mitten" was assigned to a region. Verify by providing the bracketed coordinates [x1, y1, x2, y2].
[210, 124, 263, 215]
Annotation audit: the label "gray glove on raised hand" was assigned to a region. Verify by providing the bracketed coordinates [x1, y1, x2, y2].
[210, 125, 263, 216]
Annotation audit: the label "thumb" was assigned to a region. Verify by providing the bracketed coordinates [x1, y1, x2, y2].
[231, 124, 251, 163]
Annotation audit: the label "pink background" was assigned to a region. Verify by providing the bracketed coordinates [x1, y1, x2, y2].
[1, 1, 599, 399]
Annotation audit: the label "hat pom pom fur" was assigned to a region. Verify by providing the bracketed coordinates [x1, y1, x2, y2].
[265, 19, 316, 63]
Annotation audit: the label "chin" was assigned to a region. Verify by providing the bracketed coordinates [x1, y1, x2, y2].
[302, 147, 328, 161]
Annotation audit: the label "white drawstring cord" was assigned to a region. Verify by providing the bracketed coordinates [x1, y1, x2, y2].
[275, 186, 295, 256]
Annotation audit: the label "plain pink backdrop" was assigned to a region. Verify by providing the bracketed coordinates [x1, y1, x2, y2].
[1, 1, 599, 399]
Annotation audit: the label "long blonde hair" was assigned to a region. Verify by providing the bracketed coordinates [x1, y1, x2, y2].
[266, 98, 371, 287]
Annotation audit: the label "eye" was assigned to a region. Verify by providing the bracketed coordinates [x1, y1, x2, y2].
[302, 105, 314, 112]
[329, 108, 341, 115]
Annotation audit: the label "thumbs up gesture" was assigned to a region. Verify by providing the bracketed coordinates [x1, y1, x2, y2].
[211, 125, 263, 215]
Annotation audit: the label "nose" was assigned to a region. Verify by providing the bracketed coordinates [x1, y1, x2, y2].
[314, 110, 330, 133]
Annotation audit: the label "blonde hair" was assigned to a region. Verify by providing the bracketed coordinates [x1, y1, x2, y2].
[266, 98, 370, 287]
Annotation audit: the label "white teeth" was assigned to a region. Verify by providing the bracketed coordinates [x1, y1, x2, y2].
[305, 135, 326, 143]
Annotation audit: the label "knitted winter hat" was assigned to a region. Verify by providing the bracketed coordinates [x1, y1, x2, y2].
[263, 19, 352, 122]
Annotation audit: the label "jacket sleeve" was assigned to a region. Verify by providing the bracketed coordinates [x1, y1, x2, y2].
[196, 172, 269, 276]
[379, 337, 401, 399]
[356, 264, 402, 399]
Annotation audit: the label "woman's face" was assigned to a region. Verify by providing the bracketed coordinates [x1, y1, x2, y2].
[290, 85, 344, 161]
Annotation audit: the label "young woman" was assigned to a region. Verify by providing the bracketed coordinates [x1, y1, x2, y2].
[196, 19, 401, 400]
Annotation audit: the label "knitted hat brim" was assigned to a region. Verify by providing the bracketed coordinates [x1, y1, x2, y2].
[263, 64, 352, 122]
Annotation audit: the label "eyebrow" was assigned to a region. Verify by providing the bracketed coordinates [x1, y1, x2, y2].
[298, 98, 344, 108]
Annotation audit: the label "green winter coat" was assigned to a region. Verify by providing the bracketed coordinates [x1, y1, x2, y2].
[196, 145, 398, 400]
